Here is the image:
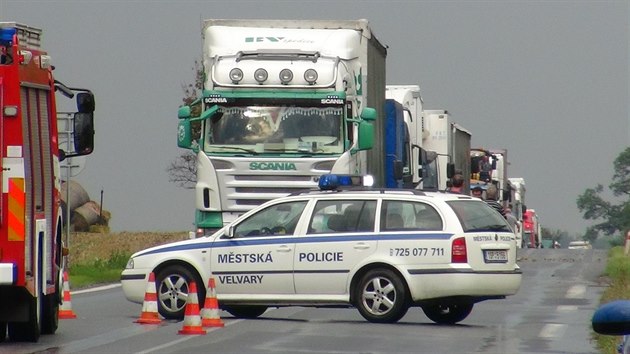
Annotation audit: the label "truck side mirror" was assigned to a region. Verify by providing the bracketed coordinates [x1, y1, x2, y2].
[393, 160, 403, 180]
[178, 105, 191, 119]
[446, 163, 455, 179]
[360, 107, 377, 121]
[357, 121, 374, 150]
[178, 119, 193, 149]
[76, 92, 95, 113]
[73, 112, 94, 155]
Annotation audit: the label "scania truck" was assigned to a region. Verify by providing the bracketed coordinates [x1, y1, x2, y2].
[176, 19, 387, 233]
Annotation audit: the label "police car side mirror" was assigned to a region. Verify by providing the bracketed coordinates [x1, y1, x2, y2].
[227, 225, 236, 238]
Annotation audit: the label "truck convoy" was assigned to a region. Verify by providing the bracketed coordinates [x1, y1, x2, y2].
[177, 19, 389, 234]
[0, 23, 96, 342]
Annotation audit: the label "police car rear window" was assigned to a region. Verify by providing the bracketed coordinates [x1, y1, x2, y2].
[447, 200, 511, 233]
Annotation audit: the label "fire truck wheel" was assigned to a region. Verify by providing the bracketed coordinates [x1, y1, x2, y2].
[0, 322, 6, 342]
[8, 296, 40, 342]
[40, 293, 59, 334]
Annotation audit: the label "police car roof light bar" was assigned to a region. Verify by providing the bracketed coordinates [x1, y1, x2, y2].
[318, 174, 374, 190]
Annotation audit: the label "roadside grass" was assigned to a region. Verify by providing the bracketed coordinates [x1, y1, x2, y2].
[65, 231, 190, 289]
[595, 246, 630, 354]
[68, 251, 131, 289]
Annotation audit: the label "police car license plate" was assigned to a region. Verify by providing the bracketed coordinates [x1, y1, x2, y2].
[484, 250, 508, 263]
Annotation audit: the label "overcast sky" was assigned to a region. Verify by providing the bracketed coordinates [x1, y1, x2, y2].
[2, 1, 628, 235]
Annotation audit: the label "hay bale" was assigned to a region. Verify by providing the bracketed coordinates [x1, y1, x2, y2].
[72, 201, 101, 231]
[61, 181, 90, 211]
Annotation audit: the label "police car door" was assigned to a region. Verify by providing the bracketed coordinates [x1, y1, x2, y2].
[211, 200, 307, 295]
[294, 199, 378, 295]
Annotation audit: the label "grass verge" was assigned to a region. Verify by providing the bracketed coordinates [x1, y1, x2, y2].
[595, 246, 630, 354]
[66, 231, 190, 289]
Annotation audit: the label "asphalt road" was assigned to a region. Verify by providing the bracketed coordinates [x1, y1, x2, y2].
[0, 248, 608, 354]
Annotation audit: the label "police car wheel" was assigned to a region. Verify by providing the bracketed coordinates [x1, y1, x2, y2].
[422, 302, 473, 324]
[156, 265, 205, 320]
[355, 269, 409, 323]
[223, 305, 268, 319]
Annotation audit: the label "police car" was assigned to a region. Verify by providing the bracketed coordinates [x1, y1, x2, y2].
[121, 175, 522, 324]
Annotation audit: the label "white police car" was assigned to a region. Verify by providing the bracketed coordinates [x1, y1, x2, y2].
[121, 175, 522, 324]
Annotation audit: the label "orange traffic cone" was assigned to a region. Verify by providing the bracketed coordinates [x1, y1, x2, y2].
[58, 270, 77, 319]
[201, 276, 224, 327]
[177, 281, 206, 335]
[135, 272, 162, 324]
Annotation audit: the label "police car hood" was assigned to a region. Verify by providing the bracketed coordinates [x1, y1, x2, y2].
[131, 235, 215, 259]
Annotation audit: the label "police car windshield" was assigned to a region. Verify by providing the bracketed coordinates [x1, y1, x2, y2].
[205, 106, 344, 155]
[447, 200, 511, 233]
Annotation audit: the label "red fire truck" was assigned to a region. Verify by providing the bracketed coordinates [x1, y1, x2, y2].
[0, 22, 95, 342]
[523, 209, 541, 248]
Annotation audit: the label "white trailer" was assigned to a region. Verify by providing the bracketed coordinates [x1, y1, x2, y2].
[421, 110, 471, 193]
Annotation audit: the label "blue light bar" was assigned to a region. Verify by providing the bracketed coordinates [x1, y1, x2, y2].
[318, 174, 372, 190]
[0, 27, 16, 45]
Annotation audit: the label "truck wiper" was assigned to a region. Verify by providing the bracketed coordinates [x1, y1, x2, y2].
[212, 146, 259, 155]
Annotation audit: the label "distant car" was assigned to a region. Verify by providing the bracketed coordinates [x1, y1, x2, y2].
[121, 175, 522, 324]
[568, 241, 592, 249]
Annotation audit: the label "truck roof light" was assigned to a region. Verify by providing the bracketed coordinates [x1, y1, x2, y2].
[229, 68, 243, 83]
[318, 174, 373, 190]
[279, 69, 293, 84]
[304, 69, 318, 84]
[254, 68, 268, 84]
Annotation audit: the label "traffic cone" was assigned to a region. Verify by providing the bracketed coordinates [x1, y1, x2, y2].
[177, 281, 206, 335]
[201, 276, 224, 327]
[58, 270, 77, 319]
[135, 272, 162, 324]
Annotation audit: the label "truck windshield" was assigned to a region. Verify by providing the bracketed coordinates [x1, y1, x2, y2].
[205, 106, 343, 155]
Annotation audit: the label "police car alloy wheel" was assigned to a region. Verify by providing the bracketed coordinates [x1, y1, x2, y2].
[156, 265, 205, 320]
[223, 305, 268, 319]
[422, 302, 474, 324]
[355, 269, 409, 323]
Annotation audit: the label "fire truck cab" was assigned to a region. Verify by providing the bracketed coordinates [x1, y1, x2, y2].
[0, 22, 95, 342]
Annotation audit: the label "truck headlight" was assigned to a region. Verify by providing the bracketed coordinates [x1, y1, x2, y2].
[254, 68, 268, 84]
[229, 68, 243, 83]
[279, 69, 293, 84]
[304, 69, 318, 84]
[125, 258, 134, 269]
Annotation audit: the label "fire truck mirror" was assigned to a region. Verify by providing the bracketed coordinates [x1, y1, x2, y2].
[77, 92, 95, 113]
[73, 112, 95, 155]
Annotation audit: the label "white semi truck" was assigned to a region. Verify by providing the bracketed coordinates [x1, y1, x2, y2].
[176, 19, 387, 233]
[421, 110, 471, 193]
[385, 85, 424, 188]
[508, 177, 526, 247]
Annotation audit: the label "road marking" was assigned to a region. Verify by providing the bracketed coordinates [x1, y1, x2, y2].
[134, 319, 244, 354]
[539, 323, 566, 338]
[557, 305, 578, 312]
[566, 284, 586, 299]
[72, 283, 122, 295]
